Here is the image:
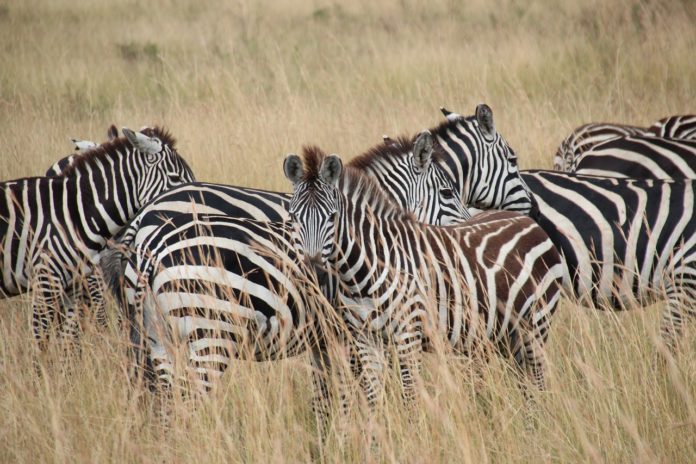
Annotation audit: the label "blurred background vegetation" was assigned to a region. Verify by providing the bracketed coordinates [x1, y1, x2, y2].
[0, 0, 695, 462]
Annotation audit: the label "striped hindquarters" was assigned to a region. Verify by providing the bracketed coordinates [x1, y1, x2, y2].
[128, 213, 329, 390]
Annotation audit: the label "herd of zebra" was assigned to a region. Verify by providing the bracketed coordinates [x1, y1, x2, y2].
[1, 105, 695, 440]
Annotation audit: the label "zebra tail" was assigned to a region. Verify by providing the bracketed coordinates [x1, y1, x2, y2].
[98, 243, 127, 307]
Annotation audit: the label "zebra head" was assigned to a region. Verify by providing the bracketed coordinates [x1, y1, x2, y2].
[284, 149, 343, 276]
[405, 131, 471, 225]
[350, 131, 470, 226]
[122, 127, 196, 208]
[434, 104, 535, 215]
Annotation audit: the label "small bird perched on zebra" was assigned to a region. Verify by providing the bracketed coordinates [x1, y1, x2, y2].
[45, 125, 119, 177]
[435, 104, 696, 352]
[0, 126, 195, 346]
[283, 146, 564, 410]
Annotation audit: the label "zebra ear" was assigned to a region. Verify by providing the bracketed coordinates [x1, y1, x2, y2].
[123, 127, 162, 155]
[319, 154, 343, 187]
[412, 130, 434, 173]
[107, 125, 119, 141]
[475, 104, 495, 141]
[283, 154, 304, 185]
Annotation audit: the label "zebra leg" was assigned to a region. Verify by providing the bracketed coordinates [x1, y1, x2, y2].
[352, 330, 387, 411]
[394, 316, 424, 410]
[56, 283, 83, 346]
[521, 330, 547, 391]
[130, 281, 163, 390]
[310, 345, 332, 446]
[660, 278, 695, 353]
[85, 270, 109, 329]
[31, 259, 67, 349]
[309, 343, 353, 454]
[507, 329, 534, 396]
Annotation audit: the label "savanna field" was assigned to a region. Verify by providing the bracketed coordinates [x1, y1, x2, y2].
[1, 0, 696, 462]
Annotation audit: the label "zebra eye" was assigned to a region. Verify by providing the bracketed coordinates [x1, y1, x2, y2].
[508, 156, 518, 167]
[440, 188, 454, 199]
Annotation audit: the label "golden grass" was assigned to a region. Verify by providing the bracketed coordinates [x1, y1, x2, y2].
[1, 0, 695, 461]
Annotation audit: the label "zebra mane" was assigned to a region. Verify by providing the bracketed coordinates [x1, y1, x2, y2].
[347, 134, 445, 170]
[299, 146, 414, 221]
[57, 126, 177, 177]
[429, 113, 476, 138]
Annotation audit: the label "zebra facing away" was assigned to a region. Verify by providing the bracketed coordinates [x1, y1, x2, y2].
[574, 135, 696, 179]
[0, 127, 195, 345]
[433, 104, 696, 351]
[284, 148, 564, 409]
[553, 114, 696, 172]
[102, 132, 470, 439]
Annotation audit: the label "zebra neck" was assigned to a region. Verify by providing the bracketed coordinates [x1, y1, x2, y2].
[349, 158, 409, 210]
[63, 159, 136, 239]
[331, 201, 424, 295]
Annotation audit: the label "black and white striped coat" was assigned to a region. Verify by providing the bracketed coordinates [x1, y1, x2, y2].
[107, 132, 469, 313]
[0, 127, 195, 342]
[103, 133, 470, 437]
[553, 114, 696, 173]
[435, 104, 696, 350]
[574, 135, 696, 179]
[40, 125, 120, 324]
[284, 148, 564, 407]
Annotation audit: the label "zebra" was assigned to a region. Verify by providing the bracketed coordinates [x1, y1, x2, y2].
[102, 131, 470, 439]
[553, 114, 696, 172]
[105, 131, 470, 310]
[45, 125, 119, 177]
[574, 135, 696, 179]
[648, 114, 696, 140]
[0, 126, 195, 345]
[433, 103, 696, 351]
[41, 125, 121, 327]
[283, 147, 564, 409]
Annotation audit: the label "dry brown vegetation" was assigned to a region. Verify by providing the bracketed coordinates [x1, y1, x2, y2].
[1, 0, 696, 462]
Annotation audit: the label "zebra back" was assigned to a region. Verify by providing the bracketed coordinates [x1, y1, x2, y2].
[553, 122, 650, 171]
[574, 135, 696, 179]
[648, 114, 696, 140]
[555, 115, 696, 173]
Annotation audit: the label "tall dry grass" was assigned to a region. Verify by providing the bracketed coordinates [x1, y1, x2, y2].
[1, 0, 695, 462]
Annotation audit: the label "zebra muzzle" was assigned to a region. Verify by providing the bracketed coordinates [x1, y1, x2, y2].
[305, 254, 329, 288]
